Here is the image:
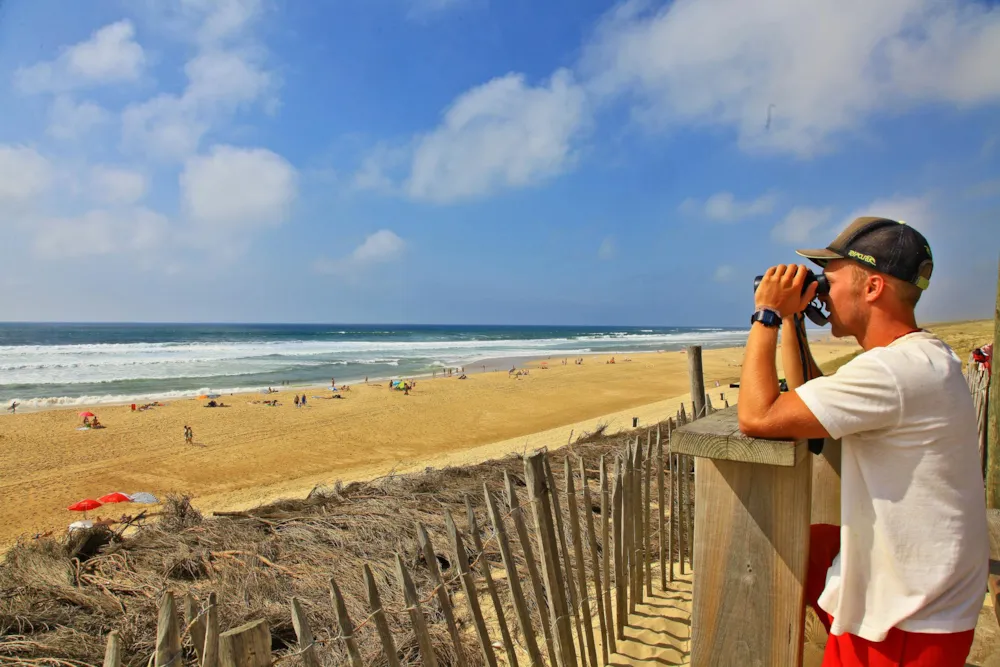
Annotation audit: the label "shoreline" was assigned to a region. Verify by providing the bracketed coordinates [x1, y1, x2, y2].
[0, 339, 860, 548]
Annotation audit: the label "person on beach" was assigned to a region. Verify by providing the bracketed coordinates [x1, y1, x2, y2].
[183, 425, 192, 445]
[294, 394, 300, 407]
[300, 394, 307, 407]
[7, 401, 17, 414]
[738, 218, 986, 667]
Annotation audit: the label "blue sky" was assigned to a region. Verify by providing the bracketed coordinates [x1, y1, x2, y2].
[0, 0, 998, 326]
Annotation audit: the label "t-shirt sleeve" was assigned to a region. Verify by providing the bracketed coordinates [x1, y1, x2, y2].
[794, 351, 902, 440]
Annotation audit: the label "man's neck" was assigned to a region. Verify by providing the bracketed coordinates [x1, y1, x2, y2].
[855, 314, 920, 351]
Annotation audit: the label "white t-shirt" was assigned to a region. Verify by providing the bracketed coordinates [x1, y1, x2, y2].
[796, 331, 988, 642]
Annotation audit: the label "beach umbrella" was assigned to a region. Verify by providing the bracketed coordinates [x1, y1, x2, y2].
[69, 520, 94, 531]
[68, 499, 102, 519]
[198, 395, 209, 400]
[79, 411, 95, 418]
[128, 492, 159, 504]
[98, 492, 132, 504]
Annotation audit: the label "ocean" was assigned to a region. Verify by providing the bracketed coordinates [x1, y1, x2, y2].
[0, 323, 748, 410]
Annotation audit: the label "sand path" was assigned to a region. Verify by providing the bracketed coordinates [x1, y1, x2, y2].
[0, 342, 857, 548]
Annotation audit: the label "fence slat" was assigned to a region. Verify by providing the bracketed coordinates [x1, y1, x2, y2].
[657, 426, 666, 591]
[155, 592, 182, 667]
[219, 619, 270, 667]
[202, 592, 219, 667]
[363, 564, 401, 667]
[525, 451, 578, 667]
[484, 484, 544, 667]
[565, 458, 599, 667]
[330, 575, 364, 667]
[505, 472, 559, 667]
[465, 496, 519, 667]
[396, 554, 440, 667]
[629, 439, 642, 612]
[444, 510, 499, 667]
[612, 457, 626, 641]
[644, 437, 653, 596]
[600, 455, 616, 656]
[416, 522, 466, 665]
[290, 597, 320, 667]
[544, 456, 588, 667]
[102, 630, 121, 667]
[184, 593, 207, 666]
[580, 457, 609, 666]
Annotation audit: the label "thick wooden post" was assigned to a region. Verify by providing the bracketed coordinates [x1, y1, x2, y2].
[396, 554, 439, 667]
[565, 458, 599, 667]
[219, 619, 270, 667]
[203, 592, 219, 667]
[988, 257, 1000, 509]
[580, 458, 610, 665]
[290, 597, 320, 667]
[673, 406, 812, 667]
[102, 631, 121, 667]
[688, 345, 705, 419]
[155, 592, 182, 667]
[330, 575, 364, 667]
[545, 456, 587, 666]
[600, 455, 616, 655]
[612, 458, 626, 642]
[363, 564, 401, 667]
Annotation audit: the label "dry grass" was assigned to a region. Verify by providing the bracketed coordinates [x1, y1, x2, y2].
[0, 426, 658, 667]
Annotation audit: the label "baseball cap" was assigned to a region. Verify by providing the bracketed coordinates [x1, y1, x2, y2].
[796, 216, 934, 290]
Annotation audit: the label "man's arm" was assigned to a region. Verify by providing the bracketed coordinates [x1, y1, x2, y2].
[738, 265, 830, 441]
[781, 315, 822, 390]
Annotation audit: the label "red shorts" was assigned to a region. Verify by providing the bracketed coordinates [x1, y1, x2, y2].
[807, 524, 974, 667]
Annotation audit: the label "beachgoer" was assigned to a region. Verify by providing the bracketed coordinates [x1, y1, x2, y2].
[331, 377, 336, 389]
[738, 218, 985, 666]
[301, 395, 307, 407]
[294, 394, 300, 407]
[8, 401, 17, 414]
[183, 425, 191, 445]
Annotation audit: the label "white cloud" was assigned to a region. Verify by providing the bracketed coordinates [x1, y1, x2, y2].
[33, 207, 168, 259]
[405, 69, 588, 202]
[684, 191, 777, 222]
[0, 145, 52, 206]
[89, 166, 148, 205]
[15, 21, 145, 94]
[352, 143, 409, 194]
[598, 236, 616, 260]
[836, 197, 933, 232]
[47, 97, 110, 139]
[583, 0, 1000, 157]
[180, 145, 297, 229]
[121, 2, 274, 160]
[771, 206, 833, 245]
[313, 230, 406, 276]
[714, 264, 736, 282]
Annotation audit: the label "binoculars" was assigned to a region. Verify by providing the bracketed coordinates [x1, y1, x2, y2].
[752, 269, 830, 326]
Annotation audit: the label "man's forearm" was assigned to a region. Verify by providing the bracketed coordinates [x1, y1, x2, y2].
[738, 322, 781, 428]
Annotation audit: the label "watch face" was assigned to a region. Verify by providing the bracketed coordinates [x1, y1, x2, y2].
[752, 310, 780, 327]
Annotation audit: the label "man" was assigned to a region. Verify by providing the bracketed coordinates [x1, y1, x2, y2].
[738, 217, 987, 666]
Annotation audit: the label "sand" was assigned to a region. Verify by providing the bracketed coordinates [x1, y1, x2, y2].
[0, 339, 859, 549]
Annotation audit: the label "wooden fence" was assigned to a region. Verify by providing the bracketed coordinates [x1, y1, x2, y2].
[97, 420, 718, 665]
[969, 347, 992, 478]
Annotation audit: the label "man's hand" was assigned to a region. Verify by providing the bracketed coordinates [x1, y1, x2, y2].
[754, 264, 818, 318]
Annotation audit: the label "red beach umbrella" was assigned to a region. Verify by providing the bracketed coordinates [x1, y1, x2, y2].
[97, 492, 132, 504]
[79, 411, 95, 418]
[68, 499, 102, 512]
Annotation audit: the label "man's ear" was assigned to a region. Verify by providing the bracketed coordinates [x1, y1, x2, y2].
[865, 272, 886, 302]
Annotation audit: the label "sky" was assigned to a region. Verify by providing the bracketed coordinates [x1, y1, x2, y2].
[0, 0, 998, 327]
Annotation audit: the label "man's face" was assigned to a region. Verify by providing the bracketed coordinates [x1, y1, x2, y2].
[820, 260, 868, 338]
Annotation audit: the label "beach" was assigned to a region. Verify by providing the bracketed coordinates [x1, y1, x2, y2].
[0, 339, 860, 549]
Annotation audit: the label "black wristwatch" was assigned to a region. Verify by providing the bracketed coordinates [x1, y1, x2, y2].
[750, 308, 782, 328]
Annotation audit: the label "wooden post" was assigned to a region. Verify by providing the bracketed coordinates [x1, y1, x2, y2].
[505, 472, 559, 667]
[565, 458, 599, 667]
[219, 619, 270, 667]
[669, 431, 676, 583]
[155, 592, 182, 667]
[811, 439, 842, 526]
[633, 439, 645, 607]
[444, 510, 499, 667]
[673, 406, 812, 667]
[203, 592, 219, 667]
[545, 456, 587, 666]
[102, 631, 121, 667]
[686, 451, 694, 570]
[623, 443, 635, 613]
[330, 575, 364, 667]
[484, 485, 544, 667]
[363, 564, 401, 667]
[396, 554, 440, 667]
[988, 257, 1000, 509]
[416, 522, 466, 664]
[612, 458, 626, 641]
[465, 496, 518, 667]
[600, 455, 616, 656]
[580, 457, 610, 666]
[525, 451, 578, 667]
[644, 437, 653, 596]
[184, 593, 207, 666]
[657, 427, 666, 591]
[290, 597, 320, 667]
